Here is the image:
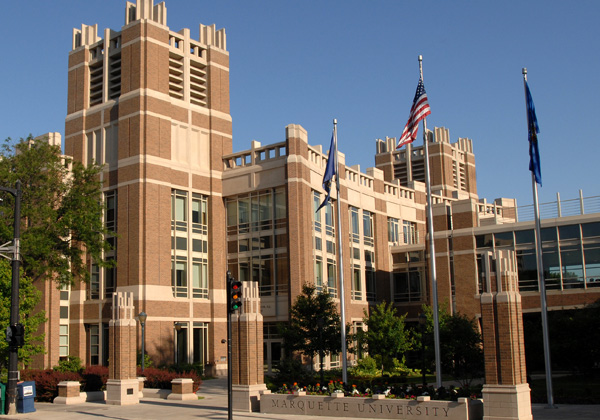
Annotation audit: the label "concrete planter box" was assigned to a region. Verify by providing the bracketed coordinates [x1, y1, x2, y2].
[260, 393, 483, 420]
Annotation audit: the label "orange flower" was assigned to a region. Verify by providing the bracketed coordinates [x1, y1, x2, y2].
[293, 382, 297, 386]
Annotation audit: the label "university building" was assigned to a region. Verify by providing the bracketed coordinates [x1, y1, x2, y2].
[32, 0, 600, 375]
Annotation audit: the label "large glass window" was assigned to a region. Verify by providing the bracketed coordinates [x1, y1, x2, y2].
[393, 270, 422, 302]
[516, 249, 538, 292]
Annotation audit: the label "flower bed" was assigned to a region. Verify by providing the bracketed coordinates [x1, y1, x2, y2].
[260, 393, 483, 420]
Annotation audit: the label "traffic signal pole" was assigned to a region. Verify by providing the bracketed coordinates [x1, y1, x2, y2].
[226, 271, 233, 420]
[2, 181, 22, 415]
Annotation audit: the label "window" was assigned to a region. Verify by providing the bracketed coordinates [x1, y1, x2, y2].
[403, 221, 418, 244]
[313, 191, 322, 230]
[89, 264, 100, 299]
[516, 249, 538, 292]
[314, 257, 323, 292]
[191, 194, 208, 233]
[193, 322, 208, 365]
[89, 325, 99, 365]
[192, 260, 208, 299]
[366, 268, 376, 302]
[388, 217, 400, 243]
[172, 190, 187, 231]
[104, 258, 115, 298]
[327, 259, 337, 297]
[393, 270, 422, 302]
[105, 191, 117, 233]
[363, 211, 374, 246]
[60, 325, 69, 357]
[172, 257, 188, 298]
[352, 265, 362, 300]
[350, 207, 359, 243]
[325, 201, 334, 235]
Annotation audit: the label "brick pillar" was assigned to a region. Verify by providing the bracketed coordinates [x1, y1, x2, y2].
[231, 281, 267, 412]
[481, 250, 532, 420]
[106, 292, 140, 405]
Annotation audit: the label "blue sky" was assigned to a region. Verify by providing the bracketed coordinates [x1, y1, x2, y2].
[1, 1, 598, 207]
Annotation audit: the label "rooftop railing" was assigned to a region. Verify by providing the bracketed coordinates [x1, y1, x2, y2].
[516, 191, 600, 222]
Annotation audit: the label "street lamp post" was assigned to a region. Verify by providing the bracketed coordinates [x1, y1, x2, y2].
[419, 313, 427, 388]
[174, 322, 182, 368]
[138, 312, 147, 372]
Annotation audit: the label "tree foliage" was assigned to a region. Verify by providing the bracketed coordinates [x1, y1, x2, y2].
[279, 284, 343, 365]
[420, 304, 484, 386]
[360, 302, 412, 373]
[0, 136, 113, 286]
[0, 259, 46, 371]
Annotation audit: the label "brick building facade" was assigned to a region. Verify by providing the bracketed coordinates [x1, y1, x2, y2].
[31, 0, 600, 375]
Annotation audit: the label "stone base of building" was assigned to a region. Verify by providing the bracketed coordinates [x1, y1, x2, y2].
[233, 384, 268, 412]
[482, 384, 532, 420]
[105, 379, 140, 405]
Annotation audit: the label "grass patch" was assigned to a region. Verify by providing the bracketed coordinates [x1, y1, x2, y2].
[530, 373, 600, 404]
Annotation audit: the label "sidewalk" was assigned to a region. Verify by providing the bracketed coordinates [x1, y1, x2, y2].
[3, 377, 599, 420]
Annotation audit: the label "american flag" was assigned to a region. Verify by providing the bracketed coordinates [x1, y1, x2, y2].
[397, 78, 431, 148]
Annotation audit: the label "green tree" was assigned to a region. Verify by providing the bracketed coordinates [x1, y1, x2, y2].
[0, 260, 46, 371]
[420, 304, 484, 386]
[279, 284, 343, 371]
[361, 302, 412, 373]
[0, 136, 113, 286]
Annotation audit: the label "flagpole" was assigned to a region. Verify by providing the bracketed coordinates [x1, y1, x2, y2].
[419, 55, 442, 388]
[332, 118, 348, 383]
[522, 68, 554, 407]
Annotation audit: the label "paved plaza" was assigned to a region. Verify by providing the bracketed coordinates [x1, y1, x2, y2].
[2, 377, 599, 420]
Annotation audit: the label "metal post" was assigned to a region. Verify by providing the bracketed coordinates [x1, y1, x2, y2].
[4, 181, 21, 416]
[523, 68, 554, 407]
[138, 312, 147, 372]
[419, 55, 442, 389]
[226, 271, 233, 420]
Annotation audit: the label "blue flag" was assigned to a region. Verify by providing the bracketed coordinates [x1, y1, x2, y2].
[316, 131, 337, 212]
[526, 81, 542, 186]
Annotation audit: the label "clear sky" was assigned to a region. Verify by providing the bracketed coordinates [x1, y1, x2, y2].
[1, 0, 598, 207]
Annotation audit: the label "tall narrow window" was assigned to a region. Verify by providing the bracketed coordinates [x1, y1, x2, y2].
[315, 257, 323, 292]
[363, 211, 374, 246]
[192, 260, 208, 299]
[327, 259, 337, 297]
[349, 207, 360, 244]
[171, 190, 188, 231]
[172, 257, 188, 298]
[89, 325, 99, 365]
[388, 217, 400, 243]
[352, 265, 362, 300]
[104, 257, 115, 298]
[89, 264, 100, 300]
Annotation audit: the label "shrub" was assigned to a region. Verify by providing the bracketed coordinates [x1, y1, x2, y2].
[81, 365, 109, 392]
[53, 356, 83, 373]
[139, 367, 202, 393]
[21, 369, 81, 402]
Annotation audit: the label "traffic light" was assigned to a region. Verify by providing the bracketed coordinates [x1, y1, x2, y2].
[8, 323, 24, 347]
[228, 272, 242, 313]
